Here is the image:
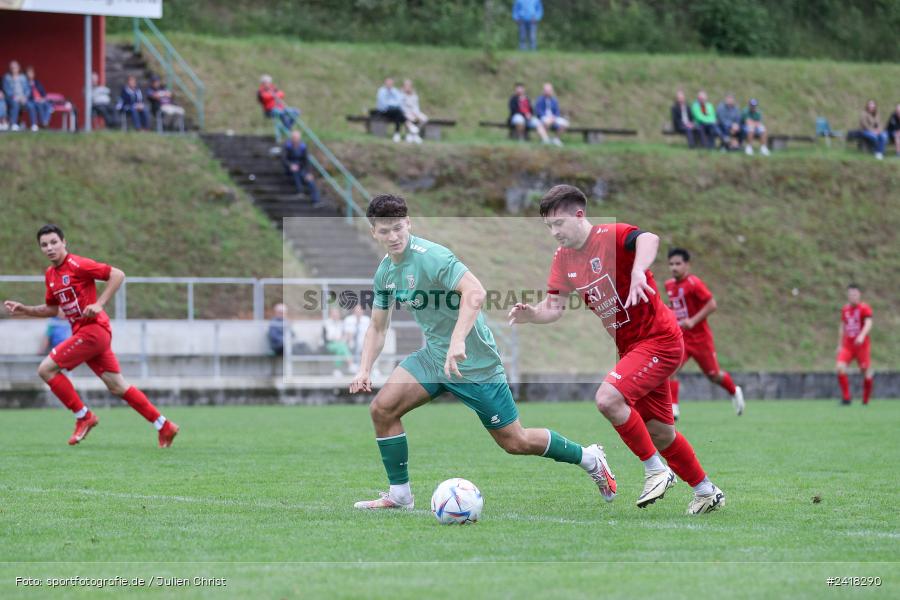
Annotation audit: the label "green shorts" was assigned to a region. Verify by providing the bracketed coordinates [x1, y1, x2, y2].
[399, 349, 518, 430]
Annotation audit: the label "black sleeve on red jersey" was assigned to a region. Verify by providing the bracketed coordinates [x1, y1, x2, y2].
[624, 230, 646, 252]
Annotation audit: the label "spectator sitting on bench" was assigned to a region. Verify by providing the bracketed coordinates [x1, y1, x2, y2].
[887, 103, 900, 158]
[535, 82, 568, 146]
[268, 303, 287, 356]
[25, 66, 52, 131]
[323, 307, 352, 376]
[147, 76, 186, 130]
[508, 82, 551, 144]
[91, 72, 116, 128]
[400, 79, 427, 144]
[376, 77, 412, 143]
[3, 60, 29, 131]
[742, 98, 770, 156]
[0, 87, 7, 131]
[691, 90, 717, 149]
[117, 76, 151, 131]
[282, 130, 322, 207]
[258, 74, 299, 130]
[859, 99, 888, 160]
[716, 93, 742, 151]
[670, 90, 698, 148]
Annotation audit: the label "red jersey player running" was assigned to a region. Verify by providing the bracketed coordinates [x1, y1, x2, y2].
[664, 248, 744, 420]
[509, 185, 725, 515]
[3, 225, 179, 447]
[836, 284, 874, 406]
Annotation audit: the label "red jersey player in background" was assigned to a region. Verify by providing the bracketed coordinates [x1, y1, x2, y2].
[3, 225, 179, 447]
[836, 284, 873, 406]
[664, 248, 744, 420]
[509, 185, 725, 515]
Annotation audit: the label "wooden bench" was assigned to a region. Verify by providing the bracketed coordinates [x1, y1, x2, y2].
[346, 113, 456, 141]
[845, 129, 876, 152]
[479, 121, 637, 144]
[663, 127, 815, 151]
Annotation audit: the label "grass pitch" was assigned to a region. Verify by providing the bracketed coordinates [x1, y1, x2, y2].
[2, 400, 897, 598]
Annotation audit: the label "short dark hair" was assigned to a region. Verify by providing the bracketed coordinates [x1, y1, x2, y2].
[366, 194, 408, 224]
[539, 185, 587, 217]
[847, 283, 861, 291]
[668, 247, 691, 262]
[37, 224, 64, 242]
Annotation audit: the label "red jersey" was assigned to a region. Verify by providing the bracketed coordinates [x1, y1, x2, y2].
[547, 223, 680, 353]
[841, 302, 872, 344]
[665, 275, 714, 343]
[44, 253, 112, 334]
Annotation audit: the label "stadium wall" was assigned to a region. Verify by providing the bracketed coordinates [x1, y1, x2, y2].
[1, 372, 896, 408]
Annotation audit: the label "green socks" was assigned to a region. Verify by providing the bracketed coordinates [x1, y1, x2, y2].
[377, 433, 409, 485]
[542, 429, 584, 465]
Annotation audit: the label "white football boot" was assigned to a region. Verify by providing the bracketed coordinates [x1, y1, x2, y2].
[732, 385, 745, 416]
[687, 485, 725, 515]
[583, 444, 617, 502]
[636, 467, 676, 508]
[354, 491, 414, 510]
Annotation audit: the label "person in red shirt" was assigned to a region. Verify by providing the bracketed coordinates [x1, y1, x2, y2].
[509, 185, 724, 515]
[3, 225, 179, 447]
[836, 284, 874, 405]
[664, 248, 744, 420]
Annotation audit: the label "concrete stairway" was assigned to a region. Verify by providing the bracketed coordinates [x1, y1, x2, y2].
[201, 132, 423, 353]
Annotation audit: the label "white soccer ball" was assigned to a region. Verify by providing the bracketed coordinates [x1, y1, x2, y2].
[430, 478, 483, 525]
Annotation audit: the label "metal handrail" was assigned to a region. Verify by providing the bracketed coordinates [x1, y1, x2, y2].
[133, 18, 206, 129]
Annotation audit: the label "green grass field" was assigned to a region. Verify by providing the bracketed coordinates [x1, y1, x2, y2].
[2, 401, 897, 598]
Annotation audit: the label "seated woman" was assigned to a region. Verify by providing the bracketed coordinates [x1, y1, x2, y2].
[400, 79, 428, 143]
[859, 99, 888, 160]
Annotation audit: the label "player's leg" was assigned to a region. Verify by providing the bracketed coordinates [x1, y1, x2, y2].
[456, 380, 617, 502]
[355, 361, 434, 510]
[859, 345, 873, 405]
[97, 369, 179, 447]
[39, 334, 98, 445]
[836, 345, 852, 404]
[696, 340, 743, 415]
[669, 349, 690, 421]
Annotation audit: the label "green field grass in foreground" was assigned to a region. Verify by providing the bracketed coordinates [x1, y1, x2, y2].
[1, 401, 898, 598]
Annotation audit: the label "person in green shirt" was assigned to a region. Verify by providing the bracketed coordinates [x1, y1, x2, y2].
[741, 98, 770, 156]
[350, 194, 616, 511]
[690, 90, 717, 149]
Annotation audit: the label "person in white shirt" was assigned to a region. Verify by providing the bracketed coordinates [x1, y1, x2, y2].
[400, 79, 428, 144]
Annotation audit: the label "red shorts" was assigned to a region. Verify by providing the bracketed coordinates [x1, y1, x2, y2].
[836, 340, 871, 370]
[680, 333, 720, 376]
[603, 333, 684, 425]
[50, 323, 120, 376]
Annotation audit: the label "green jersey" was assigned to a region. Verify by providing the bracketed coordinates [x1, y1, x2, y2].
[373, 235, 504, 382]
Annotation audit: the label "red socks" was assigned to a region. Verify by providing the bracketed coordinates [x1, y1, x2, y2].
[613, 408, 658, 461]
[863, 377, 873, 405]
[719, 372, 737, 395]
[121, 386, 161, 423]
[660, 432, 706, 487]
[48, 373, 85, 414]
[837, 373, 850, 401]
[669, 380, 680, 405]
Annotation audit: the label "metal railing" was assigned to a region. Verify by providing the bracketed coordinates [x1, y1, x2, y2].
[133, 17, 206, 129]
[273, 115, 370, 223]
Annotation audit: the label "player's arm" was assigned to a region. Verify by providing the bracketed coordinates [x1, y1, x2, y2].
[625, 231, 660, 308]
[684, 297, 717, 329]
[508, 292, 565, 326]
[856, 316, 873, 345]
[445, 271, 487, 378]
[349, 306, 391, 393]
[84, 267, 125, 318]
[3, 300, 58, 318]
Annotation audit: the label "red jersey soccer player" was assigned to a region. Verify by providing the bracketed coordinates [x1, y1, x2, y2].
[836, 284, 874, 405]
[3, 225, 179, 447]
[664, 248, 744, 420]
[509, 185, 724, 515]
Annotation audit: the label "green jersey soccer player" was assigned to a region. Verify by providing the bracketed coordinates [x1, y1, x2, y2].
[350, 194, 617, 510]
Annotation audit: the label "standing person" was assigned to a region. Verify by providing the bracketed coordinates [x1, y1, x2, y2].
[513, 0, 543, 51]
[282, 130, 321, 206]
[535, 82, 569, 146]
[375, 78, 410, 143]
[836, 284, 874, 406]
[3, 60, 30, 131]
[742, 98, 769, 156]
[664, 248, 744, 420]
[25, 66, 52, 131]
[670, 90, 698, 148]
[3, 225, 179, 447]
[859, 99, 888, 160]
[400, 79, 427, 144]
[509, 185, 726, 515]
[508, 82, 551, 143]
[350, 194, 615, 511]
